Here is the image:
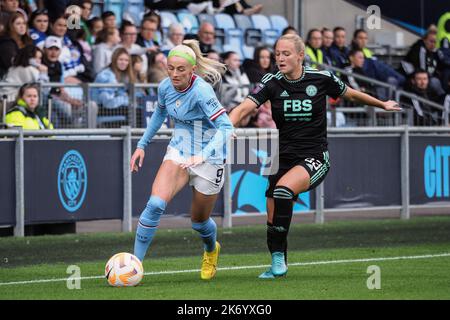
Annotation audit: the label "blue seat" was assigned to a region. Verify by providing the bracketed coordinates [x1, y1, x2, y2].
[123, 0, 145, 26]
[92, 0, 103, 19]
[242, 45, 255, 60]
[215, 13, 236, 31]
[233, 14, 262, 46]
[222, 44, 244, 60]
[270, 15, 289, 34]
[177, 12, 199, 33]
[215, 13, 244, 46]
[104, 0, 124, 25]
[251, 14, 280, 44]
[198, 14, 216, 26]
[160, 11, 179, 29]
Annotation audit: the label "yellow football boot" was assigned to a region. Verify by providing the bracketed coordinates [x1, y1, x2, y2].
[200, 242, 221, 280]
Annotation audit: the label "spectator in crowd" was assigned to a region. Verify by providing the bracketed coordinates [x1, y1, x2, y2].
[221, 0, 263, 16]
[92, 26, 121, 73]
[42, 36, 63, 83]
[221, 51, 250, 111]
[329, 26, 349, 68]
[29, 8, 49, 49]
[0, 12, 32, 79]
[147, 50, 168, 83]
[351, 29, 405, 97]
[142, 9, 163, 44]
[42, 35, 88, 128]
[132, 54, 146, 83]
[404, 29, 446, 96]
[197, 21, 217, 54]
[351, 29, 374, 58]
[119, 20, 148, 74]
[205, 49, 220, 62]
[49, 14, 92, 83]
[341, 49, 373, 94]
[0, 0, 20, 33]
[281, 26, 298, 36]
[0, 45, 49, 100]
[243, 46, 275, 83]
[5, 82, 53, 129]
[102, 10, 116, 29]
[93, 47, 135, 127]
[136, 17, 159, 52]
[160, 23, 185, 54]
[79, 0, 94, 45]
[321, 27, 334, 66]
[403, 69, 445, 126]
[73, 27, 93, 64]
[88, 16, 103, 43]
[305, 28, 323, 69]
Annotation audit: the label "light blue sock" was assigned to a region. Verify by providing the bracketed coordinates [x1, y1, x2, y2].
[192, 218, 217, 252]
[133, 195, 167, 262]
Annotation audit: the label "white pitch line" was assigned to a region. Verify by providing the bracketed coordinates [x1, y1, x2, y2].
[0, 252, 449, 287]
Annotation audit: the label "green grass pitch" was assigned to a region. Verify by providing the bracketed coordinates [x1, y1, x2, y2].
[0, 216, 450, 300]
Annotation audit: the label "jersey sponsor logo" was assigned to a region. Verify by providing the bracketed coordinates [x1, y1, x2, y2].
[58, 150, 87, 213]
[306, 85, 318, 97]
[280, 90, 290, 97]
[206, 98, 220, 109]
[283, 99, 312, 112]
[283, 99, 313, 121]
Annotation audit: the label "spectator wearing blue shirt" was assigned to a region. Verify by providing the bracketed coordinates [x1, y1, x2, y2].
[93, 47, 135, 127]
[136, 17, 160, 52]
[329, 26, 349, 69]
[29, 9, 49, 49]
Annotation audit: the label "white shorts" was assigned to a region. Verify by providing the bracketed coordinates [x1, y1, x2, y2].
[163, 146, 225, 195]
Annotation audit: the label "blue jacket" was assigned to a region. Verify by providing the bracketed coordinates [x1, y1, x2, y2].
[329, 44, 350, 68]
[92, 68, 129, 109]
[363, 58, 405, 87]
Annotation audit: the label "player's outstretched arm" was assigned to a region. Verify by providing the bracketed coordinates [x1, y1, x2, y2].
[130, 106, 168, 173]
[229, 98, 259, 127]
[343, 86, 402, 111]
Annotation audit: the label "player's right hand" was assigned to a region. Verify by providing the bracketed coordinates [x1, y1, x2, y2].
[130, 148, 145, 173]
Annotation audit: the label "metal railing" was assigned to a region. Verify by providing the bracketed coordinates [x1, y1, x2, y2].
[1, 69, 448, 130]
[319, 63, 449, 127]
[2, 126, 450, 236]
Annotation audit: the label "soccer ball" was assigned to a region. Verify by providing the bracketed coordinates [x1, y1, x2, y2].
[105, 252, 144, 287]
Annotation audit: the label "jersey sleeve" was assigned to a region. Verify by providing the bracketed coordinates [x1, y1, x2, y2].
[247, 81, 271, 107]
[157, 78, 169, 109]
[197, 82, 227, 121]
[325, 72, 348, 99]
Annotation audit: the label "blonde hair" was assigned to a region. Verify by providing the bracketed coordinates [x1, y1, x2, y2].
[276, 34, 306, 53]
[172, 39, 227, 86]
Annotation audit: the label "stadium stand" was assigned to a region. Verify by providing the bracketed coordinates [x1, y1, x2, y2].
[0, 0, 449, 130]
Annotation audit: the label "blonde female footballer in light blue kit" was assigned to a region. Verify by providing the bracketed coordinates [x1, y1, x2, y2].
[130, 40, 234, 280]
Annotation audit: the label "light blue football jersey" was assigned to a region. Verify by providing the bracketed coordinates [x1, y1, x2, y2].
[157, 75, 228, 163]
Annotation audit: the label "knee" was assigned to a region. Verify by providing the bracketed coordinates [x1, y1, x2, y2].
[140, 195, 167, 224]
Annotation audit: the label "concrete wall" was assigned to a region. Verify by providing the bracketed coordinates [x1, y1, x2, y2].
[251, 0, 419, 47]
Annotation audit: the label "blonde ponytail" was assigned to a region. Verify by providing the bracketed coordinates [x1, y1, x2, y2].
[181, 39, 227, 86]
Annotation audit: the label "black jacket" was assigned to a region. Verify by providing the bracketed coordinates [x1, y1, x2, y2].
[0, 36, 18, 80]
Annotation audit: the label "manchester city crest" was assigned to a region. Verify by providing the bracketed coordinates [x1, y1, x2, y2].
[306, 85, 317, 97]
[58, 150, 87, 213]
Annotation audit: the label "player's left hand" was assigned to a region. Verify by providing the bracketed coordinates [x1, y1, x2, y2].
[180, 155, 204, 169]
[383, 100, 402, 112]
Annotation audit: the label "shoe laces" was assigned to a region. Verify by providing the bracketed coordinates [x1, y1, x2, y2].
[273, 252, 285, 268]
